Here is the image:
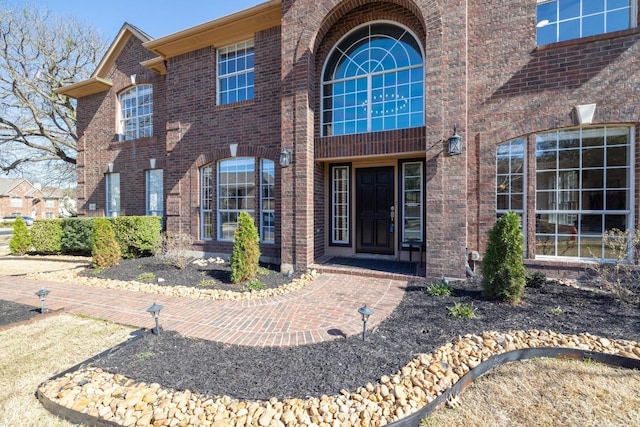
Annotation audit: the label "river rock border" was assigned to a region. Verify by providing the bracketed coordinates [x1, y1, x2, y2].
[27, 269, 319, 301]
[38, 329, 640, 427]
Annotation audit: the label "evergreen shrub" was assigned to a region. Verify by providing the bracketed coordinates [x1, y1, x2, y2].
[482, 211, 526, 303]
[30, 219, 63, 254]
[91, 218, 121, 268]
[230, 212, 261, 283]
[9, 217, 31, 255]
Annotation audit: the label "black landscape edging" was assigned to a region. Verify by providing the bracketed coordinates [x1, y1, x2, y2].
[387, 347, 640, 427]
[36, 329, 146, 426]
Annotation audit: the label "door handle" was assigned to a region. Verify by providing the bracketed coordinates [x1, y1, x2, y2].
[390, 206, 395, 222]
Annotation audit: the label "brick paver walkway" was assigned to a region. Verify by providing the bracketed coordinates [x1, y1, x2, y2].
[0, 273, 407, 347]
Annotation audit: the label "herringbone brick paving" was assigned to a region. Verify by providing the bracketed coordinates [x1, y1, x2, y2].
[0, 272, 407, 347]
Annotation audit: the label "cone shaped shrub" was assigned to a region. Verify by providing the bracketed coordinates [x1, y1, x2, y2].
[9, 217, 31, 255]
[91, 217, 121, 268]
[230, 212, 261, 283]
[482, 211, 526, 303]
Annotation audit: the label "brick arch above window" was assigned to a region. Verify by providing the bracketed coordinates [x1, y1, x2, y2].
[195, 146, 280, 169]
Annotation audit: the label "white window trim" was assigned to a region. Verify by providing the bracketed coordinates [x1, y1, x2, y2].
[401, 161, 424, 244]
[106, 173, 120, 218]
[217, 157, 256, 241]
[216, 40, 255, 106]
[331, 165, 350, 245]
[117, 84, 153, 141]
[145, 169, 163, 217]
[200, 165, 214, 241]
[260, 159, 275, 244]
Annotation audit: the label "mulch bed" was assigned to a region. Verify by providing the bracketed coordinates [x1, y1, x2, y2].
[85, 276, 639, 401]
[82, 256, 297, 291]
[2, 259, 638, 402]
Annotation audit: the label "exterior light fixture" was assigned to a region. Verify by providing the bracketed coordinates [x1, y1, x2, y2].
[279, 149, 292, 168]
[35, 288, 50, 313]
[230, 143, 238, 158]
[146, 302, 163, 335]
[448, 125, 462, 156]
[357, 304, 373, 341]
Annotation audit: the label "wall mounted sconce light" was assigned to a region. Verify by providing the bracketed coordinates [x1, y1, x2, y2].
[448, 125, 462, 156]
[279, 149, 292, 168]
[575, 103, 596, 125]
[230, 143, 238, 158]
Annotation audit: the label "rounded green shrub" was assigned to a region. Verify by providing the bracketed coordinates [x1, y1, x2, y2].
[61, 218, 94, 255]
[230, 212, 261, 284]
[30, 219, 63, 254]
[91, 218, 121, 268]
[9, 217, 31, 255]
[482, 211, 526, 303]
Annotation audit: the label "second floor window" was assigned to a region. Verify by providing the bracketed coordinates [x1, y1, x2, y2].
[118, 85, 153, 140]
[537, 0, 633, 45]
[322, 22, 425, 136]
[217, 40, 255, 105]
[10, 196, 22, 207]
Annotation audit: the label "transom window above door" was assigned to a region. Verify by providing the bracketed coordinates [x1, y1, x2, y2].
[322, 22, 425, 136]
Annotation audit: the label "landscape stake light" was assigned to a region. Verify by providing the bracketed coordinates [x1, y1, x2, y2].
[358, 304, 373, 341]
[146, 302, 163, 335]
[35, 288, 50, 313]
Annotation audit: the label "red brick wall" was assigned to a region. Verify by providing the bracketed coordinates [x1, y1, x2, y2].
[76, 35, 166, 218]
[467, 0, 640, 265]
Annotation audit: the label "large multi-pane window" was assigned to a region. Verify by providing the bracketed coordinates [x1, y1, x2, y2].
[145, 169, 163, 217]
[106, 173, 120, 217]
[402, 162, 423, 242]
[218, 158, 256, 240]
[536, 127, 631, 259]
[497, 138, 526, 216]
[331, 165, 350, 244]
[118, 85, 152, 140]
[260, 159, 275, 244]
[201, 165, 214, 240]
[322, 22, 424, 136]
[217, 40, 255, 105]
[497, 127, 633, 260]
[536, 0, 634, 45]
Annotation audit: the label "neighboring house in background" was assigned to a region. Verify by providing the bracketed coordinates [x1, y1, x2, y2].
[0, 178, 62, 220]
[56, 0, 640, 279]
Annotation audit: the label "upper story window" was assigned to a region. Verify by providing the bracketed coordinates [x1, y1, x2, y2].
[217, 40, 255, 105]
[537, 0, 634, 45]
[45, 199, 55, 208]
[322, 22, 424, 136]
[118, 85, 153, 141]
[10, 196, 22, 207]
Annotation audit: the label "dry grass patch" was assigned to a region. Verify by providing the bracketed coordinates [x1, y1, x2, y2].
[0, 314, 133, 426]
[423, 357, 640, 426]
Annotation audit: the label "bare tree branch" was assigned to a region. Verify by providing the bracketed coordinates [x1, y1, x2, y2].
[0, 5, 108, 185]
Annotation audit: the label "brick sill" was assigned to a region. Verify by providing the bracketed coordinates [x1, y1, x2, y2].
[536, 27, 640, 52]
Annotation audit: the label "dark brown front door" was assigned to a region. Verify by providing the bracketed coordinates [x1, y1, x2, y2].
[356, 167, 394, 255]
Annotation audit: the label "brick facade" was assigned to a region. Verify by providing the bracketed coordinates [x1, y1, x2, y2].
[63, 1, 640, 279]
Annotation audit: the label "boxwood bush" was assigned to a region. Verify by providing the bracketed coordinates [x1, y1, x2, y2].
[110, 216, 162, 258]
[30, 219, 63, 254]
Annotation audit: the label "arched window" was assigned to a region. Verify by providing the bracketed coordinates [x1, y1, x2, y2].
[322, 22, 424, 136]
[118, 84, 153, 141]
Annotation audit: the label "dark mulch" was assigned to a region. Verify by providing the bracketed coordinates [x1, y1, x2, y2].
[87, 278, 640, 401]
[0, 299, 42, 326]
[82, 257, 297, 292]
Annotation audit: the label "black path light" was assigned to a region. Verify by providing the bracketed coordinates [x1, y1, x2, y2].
[146, 302, 163, 335]
[358, 304, 373, 341]
[35, 288, 50, 313]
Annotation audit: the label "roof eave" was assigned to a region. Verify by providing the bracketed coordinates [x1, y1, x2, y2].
[143, 0, 282, 58]
[54, 77, 113, 99]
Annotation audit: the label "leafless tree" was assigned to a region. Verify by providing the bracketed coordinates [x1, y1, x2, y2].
[0, 5, 108, 185]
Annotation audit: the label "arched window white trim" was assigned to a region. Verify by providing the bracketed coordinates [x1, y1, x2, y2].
[118, 84, 153, 141]
[321, 22, 425, 136]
